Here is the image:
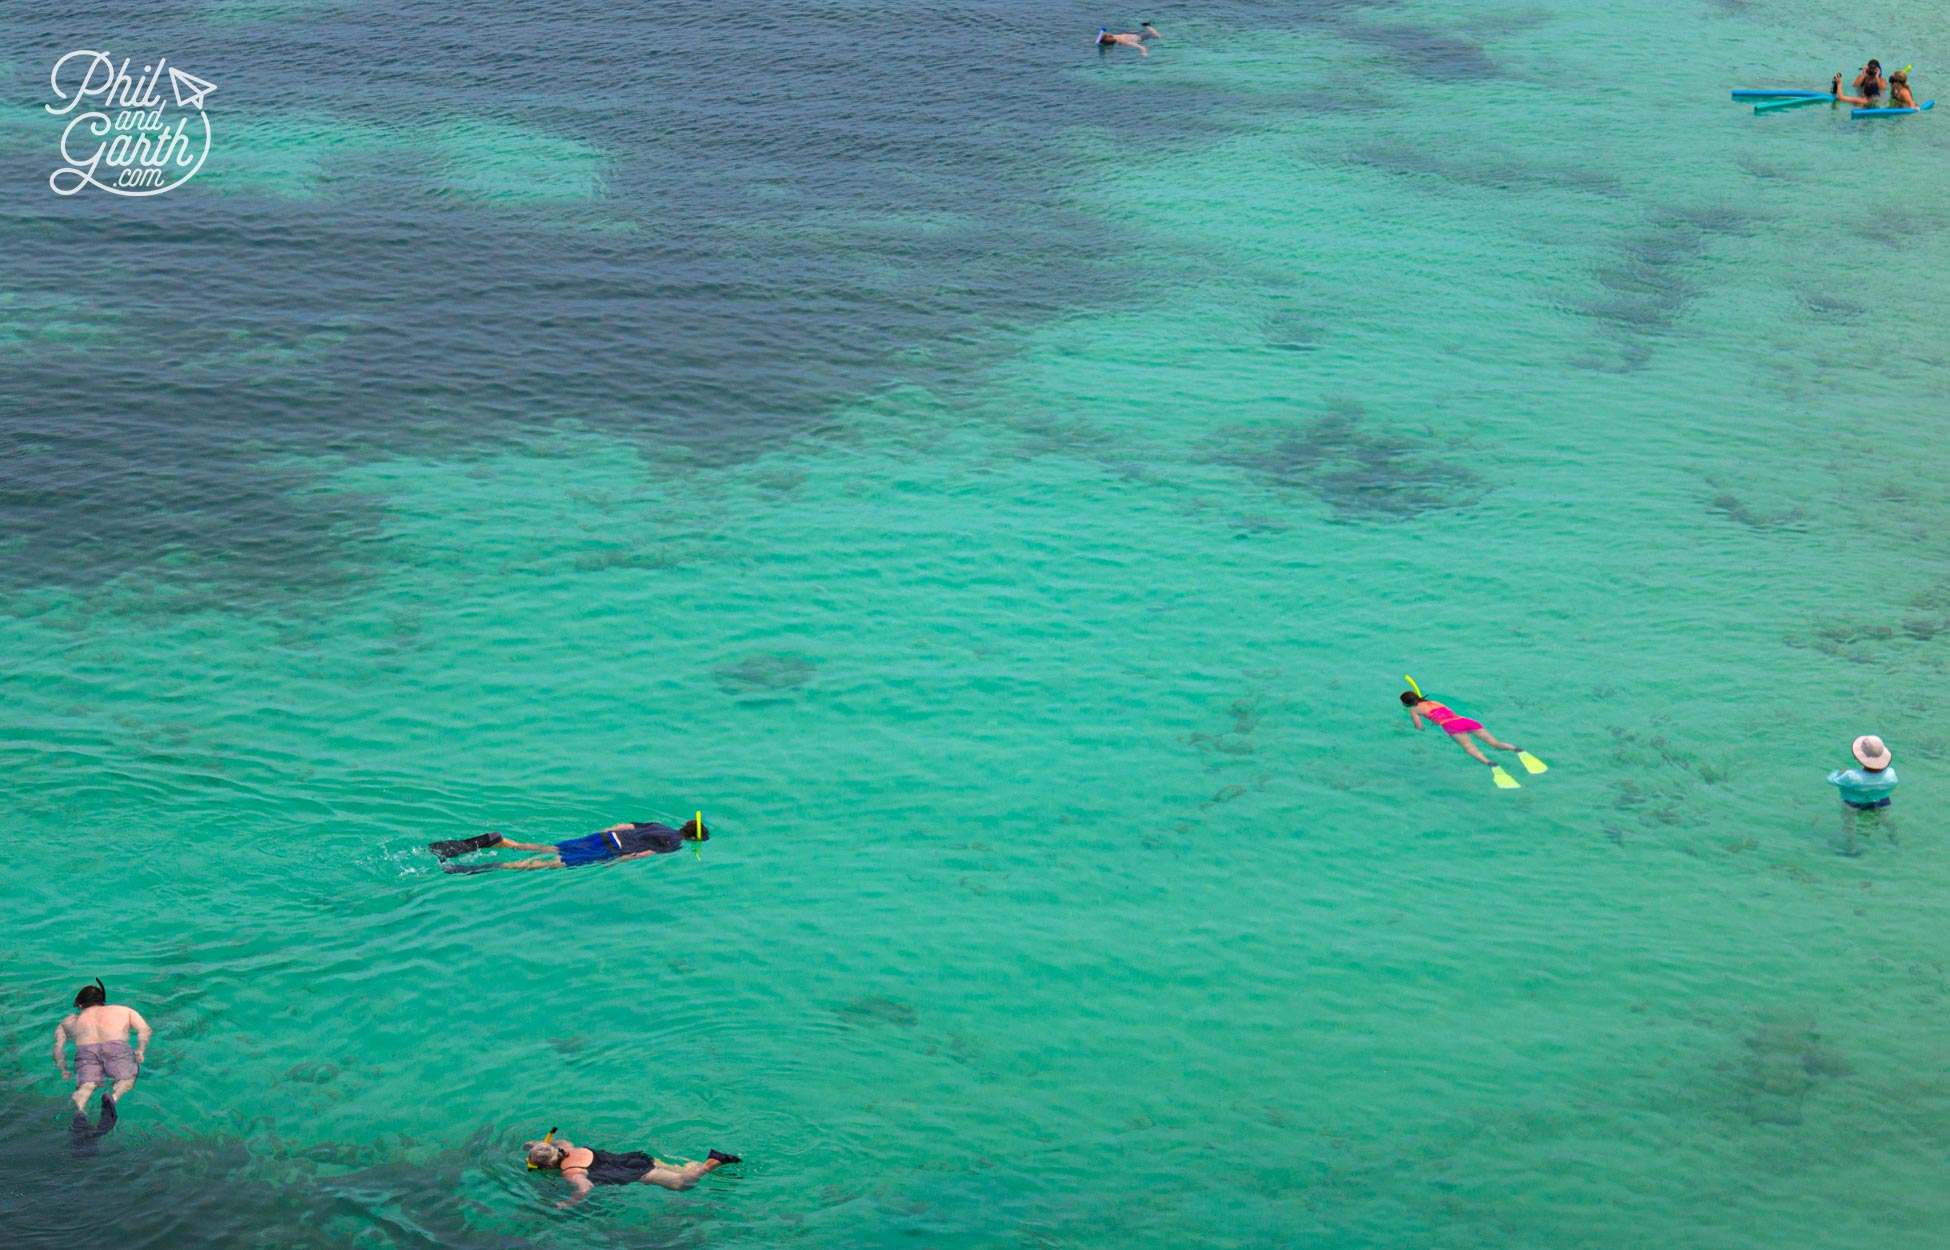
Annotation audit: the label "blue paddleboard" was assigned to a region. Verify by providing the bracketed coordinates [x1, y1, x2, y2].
[1853, 99, 1934, 118]
[1732, 89, 1828, 100]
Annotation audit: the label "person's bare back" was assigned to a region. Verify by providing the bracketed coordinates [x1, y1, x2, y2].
[62, 1004, 144, 1046]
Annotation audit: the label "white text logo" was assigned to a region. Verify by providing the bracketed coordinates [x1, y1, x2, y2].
[48, 52, 216, 197]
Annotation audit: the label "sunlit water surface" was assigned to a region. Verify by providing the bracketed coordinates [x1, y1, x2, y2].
[4, 1, 1950, 1247]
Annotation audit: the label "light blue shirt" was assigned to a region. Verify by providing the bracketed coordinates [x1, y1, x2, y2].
[1827, 766, 1897, 806]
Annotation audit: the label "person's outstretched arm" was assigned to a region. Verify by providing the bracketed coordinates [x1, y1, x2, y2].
[52, 1016, 72, 1079]
[1408, 708, 1425, 730]
[555, 1171, 595, 1209]
[130, 1010, 152, 1064]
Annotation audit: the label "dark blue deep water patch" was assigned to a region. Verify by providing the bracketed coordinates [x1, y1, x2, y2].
[0, 1, 1398, 599]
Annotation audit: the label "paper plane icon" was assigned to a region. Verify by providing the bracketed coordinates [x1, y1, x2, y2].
[168, 66, 217, 110]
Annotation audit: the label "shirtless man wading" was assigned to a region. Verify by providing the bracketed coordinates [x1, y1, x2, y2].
[54, 979, 152, 1143]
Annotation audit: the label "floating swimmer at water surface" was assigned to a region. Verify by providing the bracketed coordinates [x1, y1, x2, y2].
[1095, 23, 1159, 55]
[429, 816, 708, 873]
[1400, 676, 1547, 789]
[52, 979, 153, 1156]
[523, 1131, 742, 1208]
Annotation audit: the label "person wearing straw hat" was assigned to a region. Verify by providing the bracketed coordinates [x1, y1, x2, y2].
[1828, 735, 1897, 849]
[428, 816, 708, 872]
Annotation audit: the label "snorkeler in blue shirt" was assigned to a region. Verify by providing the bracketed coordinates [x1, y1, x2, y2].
[429, 818, 707, 873]
[1828, 734, 1896, 854]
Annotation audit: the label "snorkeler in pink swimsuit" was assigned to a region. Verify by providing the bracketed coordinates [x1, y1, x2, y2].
[1401, 690, 1546, 787]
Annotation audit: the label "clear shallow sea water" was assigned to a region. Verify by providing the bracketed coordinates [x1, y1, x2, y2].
[4, 1, 1950, 1247]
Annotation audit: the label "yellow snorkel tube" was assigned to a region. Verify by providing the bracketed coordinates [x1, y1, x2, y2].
[1404, 673, 1422, 698]
[527, 1126, 558, 1169]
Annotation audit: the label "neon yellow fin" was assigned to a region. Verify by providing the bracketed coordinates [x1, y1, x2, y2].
[1518, 751, 1548, 775]
[1491, 766, 1521, 789]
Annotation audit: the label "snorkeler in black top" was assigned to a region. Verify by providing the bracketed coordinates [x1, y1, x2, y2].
[1832, 60, 1886, 106]
[523, 1134, 741, 1208]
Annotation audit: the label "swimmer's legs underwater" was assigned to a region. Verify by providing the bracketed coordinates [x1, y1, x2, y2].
[645, 1151, 741, 1190]
[1450, 728, 1521, 765]
[68, 1089, 123, 1155]
[486, 856, 568, 871]
[429, 832, 558, 858]
[439, 854, 568, 874]
[429, 831, 570, 873]
[1838, 805, 1897, 856]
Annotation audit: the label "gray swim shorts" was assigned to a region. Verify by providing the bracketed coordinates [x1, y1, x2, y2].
[74, 1041, 139, 1084]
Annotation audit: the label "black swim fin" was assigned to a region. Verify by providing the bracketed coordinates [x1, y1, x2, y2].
[70, 1111, 99, 1157]
[429, 833, 501, 860]
[707, 1149, 742, 1165]
[95, 1093, 118, 1137]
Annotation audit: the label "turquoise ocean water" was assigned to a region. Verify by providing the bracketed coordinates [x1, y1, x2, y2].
[5, 1, 1950, 1246]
